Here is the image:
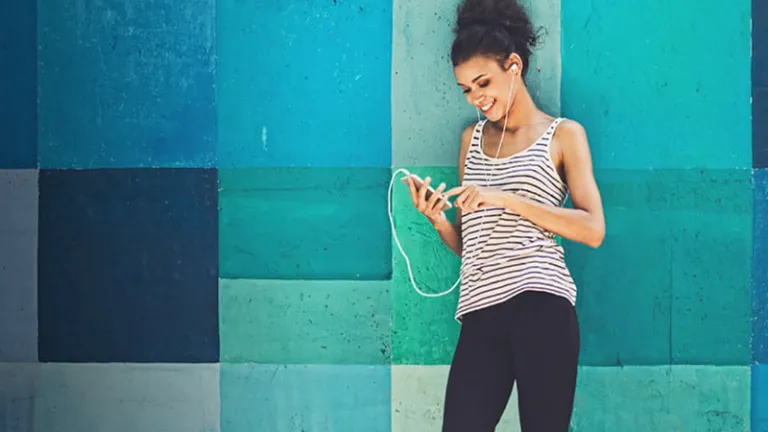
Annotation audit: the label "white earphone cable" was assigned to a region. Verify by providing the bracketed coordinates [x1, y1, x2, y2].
[387, 168, 461, 297]
[387, 65, 517, 298]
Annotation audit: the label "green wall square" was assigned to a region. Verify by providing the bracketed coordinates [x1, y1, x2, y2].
[219, 279, 391, 364]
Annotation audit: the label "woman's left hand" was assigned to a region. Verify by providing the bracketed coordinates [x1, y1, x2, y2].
[444, 185, 509, 213]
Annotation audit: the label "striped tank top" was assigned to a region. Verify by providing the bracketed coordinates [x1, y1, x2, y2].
[456, 117, 577, 321]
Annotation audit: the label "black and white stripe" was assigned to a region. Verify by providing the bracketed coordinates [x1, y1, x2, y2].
[456, 118, 577, 321]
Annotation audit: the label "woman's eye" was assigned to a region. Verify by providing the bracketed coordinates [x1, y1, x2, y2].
[478, 80, 489, 88]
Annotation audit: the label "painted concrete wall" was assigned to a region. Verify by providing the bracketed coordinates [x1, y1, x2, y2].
[0, 0, 764, 431]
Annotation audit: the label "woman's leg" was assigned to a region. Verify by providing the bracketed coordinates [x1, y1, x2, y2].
[442, 307, 516, 432]
[514, 292, 580, 431]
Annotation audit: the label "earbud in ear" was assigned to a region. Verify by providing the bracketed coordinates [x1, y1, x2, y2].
[511, 64, 519, 72]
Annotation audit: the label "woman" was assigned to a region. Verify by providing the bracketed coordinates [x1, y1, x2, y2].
[405, 0, 605, 430]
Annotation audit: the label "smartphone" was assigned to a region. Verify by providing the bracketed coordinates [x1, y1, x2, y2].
[401, 172, 452, 210]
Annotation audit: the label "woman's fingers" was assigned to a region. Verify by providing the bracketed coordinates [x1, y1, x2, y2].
[453, 192, 466, 211]
[443, 186, 467, 198]
[452, 186, 484, 212]
[418, 177, 432, 201]
[454, 186, 474, 211]
[427, 183, 446, 213]
[462, 189, 476, 211]
[467, 190, 482, 211]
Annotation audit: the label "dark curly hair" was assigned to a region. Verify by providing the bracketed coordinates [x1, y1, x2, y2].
[450, 0, 541, 77]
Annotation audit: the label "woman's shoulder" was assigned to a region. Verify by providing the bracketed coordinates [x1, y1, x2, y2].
[457, 120, 483, 168]
[552, 118, 588, 148]
[461, 119, 485, 138]
[459, 120, 485, 147]
[550, 117, 593, 171]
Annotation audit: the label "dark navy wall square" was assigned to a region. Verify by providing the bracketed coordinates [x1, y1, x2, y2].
[37, 0, 216, 169]
[0, 0, 37, 168]
[755, 0, 768, 168]
[755, 88, 768, 169]
[38, 168, 219, 363]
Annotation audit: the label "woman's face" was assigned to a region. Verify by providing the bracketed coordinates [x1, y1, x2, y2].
[454, 54, 519, 122]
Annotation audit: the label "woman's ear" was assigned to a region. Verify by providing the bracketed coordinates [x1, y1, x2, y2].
[504, 53, 523, 74]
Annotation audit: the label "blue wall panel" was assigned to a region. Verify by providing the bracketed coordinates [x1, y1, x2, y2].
[755, 365, 768, 432]
[37, 169, 219, 362]
[217, 0, 392, 168]
[755, 0, 768, 168]
[562, 0, 751, 170]
[756, 169, 768, 363]
[0, 0, 37, 168]
[37, 0, 216, 169]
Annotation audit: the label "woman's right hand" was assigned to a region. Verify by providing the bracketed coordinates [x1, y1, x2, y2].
[406, 176, 449, 226]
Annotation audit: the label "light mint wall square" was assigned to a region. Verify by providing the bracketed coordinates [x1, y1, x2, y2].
[35, 363, 220, 432]
[391, 365, 750, 430]
[219, 279, 391, 364]
[519, 0, 561, 116]
[391, 365, 521, 431]
[391, 0, 561, 167]
[571, 366, 751, 431]
[391, 0, 475, 168]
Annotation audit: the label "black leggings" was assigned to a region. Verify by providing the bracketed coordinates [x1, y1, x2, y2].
[442, 291, 580, 431]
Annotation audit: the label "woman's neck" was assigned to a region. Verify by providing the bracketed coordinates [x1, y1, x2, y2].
[492, 85, 542, 132]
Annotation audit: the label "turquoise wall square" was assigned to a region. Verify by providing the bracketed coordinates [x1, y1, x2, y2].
[220, 364, 391, 432]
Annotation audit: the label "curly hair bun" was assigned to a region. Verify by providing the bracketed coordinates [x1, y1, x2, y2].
[451, 0, 540, 73]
